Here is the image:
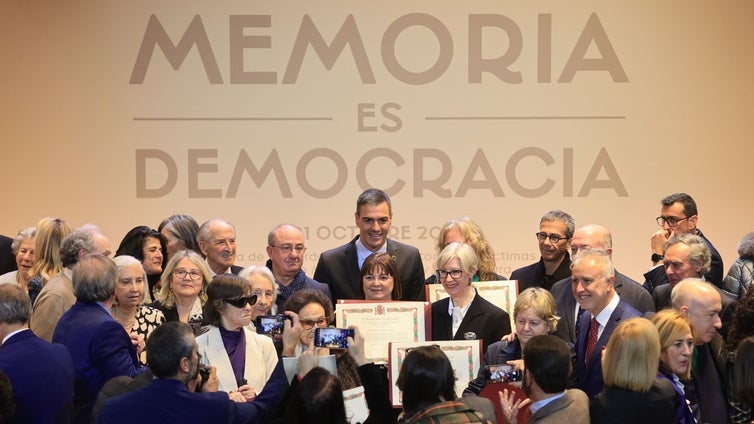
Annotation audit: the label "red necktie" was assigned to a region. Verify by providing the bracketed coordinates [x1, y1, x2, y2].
[586, 317, 599, 364]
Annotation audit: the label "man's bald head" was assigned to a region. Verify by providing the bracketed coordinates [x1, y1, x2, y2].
[570, 224, 613, 259]
[671, 278, 722, 344]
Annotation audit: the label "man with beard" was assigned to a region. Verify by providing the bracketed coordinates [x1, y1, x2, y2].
[97, 321, 289, 423]
[499, 335, 589, 424]
[265, 224, 331, 311]
[197, 219, 242, 276]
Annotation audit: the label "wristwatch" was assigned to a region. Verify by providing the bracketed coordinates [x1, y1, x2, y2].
[651, 253, 664, 262]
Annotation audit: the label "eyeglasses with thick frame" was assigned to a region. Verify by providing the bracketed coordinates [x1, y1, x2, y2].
[174, 268, 203, 280]
[655, 216, 691, 227]
[535, 232, 569, 244]
[223, 295, 257, 308]
[300, 317, 328, 330]
[270, 244, 307, 255]
[436, 269, 464, 280]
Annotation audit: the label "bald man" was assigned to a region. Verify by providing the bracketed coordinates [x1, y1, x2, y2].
[671, 279, 728, 423]
[551, 224, 653, 346]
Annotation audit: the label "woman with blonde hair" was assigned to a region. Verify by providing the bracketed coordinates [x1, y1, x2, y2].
[650, 309, 695, 423]
[464, 287, 559, 395]
[590, 317, 678, 423]
[27, 217, 72, 304]
[427, 217, 504, 283]
[151, 249, 211, 335]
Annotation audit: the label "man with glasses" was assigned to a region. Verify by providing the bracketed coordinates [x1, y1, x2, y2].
[265, 224, 332, 312]
[645, 193, 724, 291]
[511, 210, 575, 292]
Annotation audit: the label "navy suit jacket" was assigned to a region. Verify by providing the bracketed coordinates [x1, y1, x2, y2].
[431, 291, 511, 352]
[52, 301, 146, 423]
[314, 236, 425, 302]
[0, 329, 74, 423]
[552, 271, 654, 347]
[98, 358, 289, 424]
[575, 300, 641, 398]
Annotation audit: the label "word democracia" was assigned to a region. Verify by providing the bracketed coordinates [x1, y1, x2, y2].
[135, 147, 627, 199]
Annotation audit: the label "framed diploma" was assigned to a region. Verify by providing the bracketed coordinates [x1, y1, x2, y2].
[387, 340, 483, 407]
[336, 300, 430, 363]
[425, 280, 518, 330]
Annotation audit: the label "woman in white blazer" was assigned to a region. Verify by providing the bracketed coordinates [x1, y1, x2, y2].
[197, 274, 278, 403]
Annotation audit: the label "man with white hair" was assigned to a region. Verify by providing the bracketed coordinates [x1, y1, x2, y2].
[197, 219, 242, 276]
[671, 278, 728, 423]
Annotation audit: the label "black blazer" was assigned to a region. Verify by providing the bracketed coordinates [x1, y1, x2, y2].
[0, 234, 15, 275]
[510, 253, 572, 292]
[431, 291, 510, 352]
[590, 379, 678, 424]
[313, 236, 425, 302]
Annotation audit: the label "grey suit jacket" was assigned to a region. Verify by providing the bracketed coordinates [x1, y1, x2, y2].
[313, 236, 425, 302]
[530, 389, 590, 424]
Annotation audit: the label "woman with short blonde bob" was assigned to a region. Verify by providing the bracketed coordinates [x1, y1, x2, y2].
[464, 287, 558, 395]
[650, 309, 695, 423]
[590, 317, 678, 424]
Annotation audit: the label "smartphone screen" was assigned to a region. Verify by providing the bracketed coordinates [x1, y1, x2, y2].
[314, 328, 354, 349]
[255, 315, 288, 335]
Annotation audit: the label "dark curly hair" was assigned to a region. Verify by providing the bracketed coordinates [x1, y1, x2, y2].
[727, 283, 754, 351]
[282, 289, 333, 325]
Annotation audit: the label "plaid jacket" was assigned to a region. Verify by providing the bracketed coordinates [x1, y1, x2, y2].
[400, 401, 491, 424]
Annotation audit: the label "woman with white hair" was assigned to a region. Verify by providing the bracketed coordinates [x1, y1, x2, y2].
[724, 232, 754, 300]
[0, 227, 36, 295]
[112, 255, 166, 364]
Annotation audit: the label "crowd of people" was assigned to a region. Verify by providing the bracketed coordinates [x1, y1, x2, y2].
[0, 189, 751, 423]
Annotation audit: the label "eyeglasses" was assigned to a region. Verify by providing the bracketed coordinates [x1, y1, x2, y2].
[300, 317, 328, 330]
[223, 295, 257, 308]
[535, 232, 569, 244]
[174, 268, 203, 280]
[655, 216, 691, 227]
[436, 269, 464, 280]
[270, 244, 306, 254]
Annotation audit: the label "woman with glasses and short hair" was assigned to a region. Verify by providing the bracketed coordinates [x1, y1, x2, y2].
[151, 250, 211, 335]
[197, 274, 279, 403]
[431, 243, 510, 351]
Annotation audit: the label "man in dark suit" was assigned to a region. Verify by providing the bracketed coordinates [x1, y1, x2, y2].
[499, 335, 590, 424]
[197, 219, 243, 275]
[0, 235, 15, 276]
[52, 254, 146, 424]
[551, 224, 654, 346]
[0, 284, 74, 423]
[645, 192, 724, 291]
[98, 321, 289, 424]
[314, 189, 425, 301]
[510, 210, 575, 292]
[671, 278, 729, 423]
[652, 234, 710, 311]
[571, 249, 641, 398]
[265, 223, 332, 310]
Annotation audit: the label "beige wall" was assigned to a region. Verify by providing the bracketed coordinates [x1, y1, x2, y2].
[2, 1, 753, 281]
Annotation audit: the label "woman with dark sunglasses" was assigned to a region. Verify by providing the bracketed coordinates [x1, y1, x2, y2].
[196, 274, 280, 403]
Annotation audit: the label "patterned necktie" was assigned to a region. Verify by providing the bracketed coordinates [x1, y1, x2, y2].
[586, 317, 599, 364]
